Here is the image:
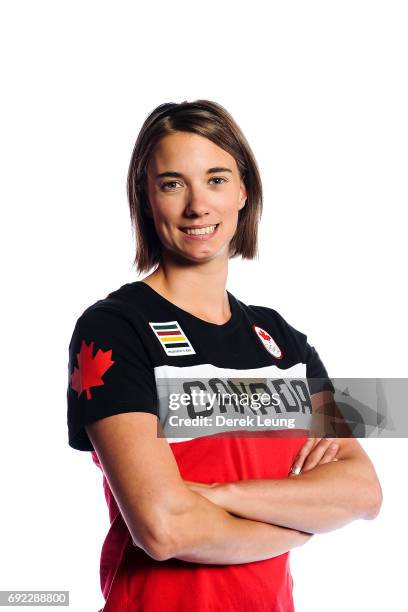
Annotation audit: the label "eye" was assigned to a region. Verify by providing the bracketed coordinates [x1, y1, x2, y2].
[161, 181, 182, 191]
[209, 177, 227, 185]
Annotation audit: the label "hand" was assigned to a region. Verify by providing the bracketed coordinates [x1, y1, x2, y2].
[289, 437, 339, 477]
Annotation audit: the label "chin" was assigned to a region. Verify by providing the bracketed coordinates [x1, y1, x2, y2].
[183, 245, 230, 264]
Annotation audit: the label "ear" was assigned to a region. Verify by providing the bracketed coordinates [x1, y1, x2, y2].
[239, 181, 247, 210]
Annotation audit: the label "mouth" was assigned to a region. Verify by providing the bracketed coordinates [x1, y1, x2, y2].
[179, 223, 220, 237]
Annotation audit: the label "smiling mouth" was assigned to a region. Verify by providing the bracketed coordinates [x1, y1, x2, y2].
[180, 223, 220, 236]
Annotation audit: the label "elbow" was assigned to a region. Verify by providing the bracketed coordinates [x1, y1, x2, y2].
[132, 517, 181, 561]
[144, 538, 176, 562]
[131, 495, 194, 562]
[362, 480, 383, 520]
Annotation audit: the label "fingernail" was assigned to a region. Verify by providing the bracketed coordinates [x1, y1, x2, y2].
[291, 466, 301, 475]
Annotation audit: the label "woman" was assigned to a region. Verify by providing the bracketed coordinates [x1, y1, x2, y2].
[67, 100, 382, 611]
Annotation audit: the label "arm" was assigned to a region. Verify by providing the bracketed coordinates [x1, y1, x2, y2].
[86, 412, 313, 564]
[186, 392, 383, 535]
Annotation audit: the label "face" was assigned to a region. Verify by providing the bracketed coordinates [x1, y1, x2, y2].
[145, 131, 247, 264]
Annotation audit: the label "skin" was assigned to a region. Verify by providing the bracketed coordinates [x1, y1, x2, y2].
[184, 391, 383, 534]
[143, 130, 247, 324]
[142, 131, 382, 535]
[86, 131, 314, 565]
[87, 131, 382, 565]
[86, 412, 313, 564]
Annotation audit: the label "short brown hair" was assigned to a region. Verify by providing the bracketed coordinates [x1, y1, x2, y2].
[127, 99, 263, 274]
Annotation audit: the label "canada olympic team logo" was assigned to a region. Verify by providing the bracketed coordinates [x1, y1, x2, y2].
[253, 325, 283, 360]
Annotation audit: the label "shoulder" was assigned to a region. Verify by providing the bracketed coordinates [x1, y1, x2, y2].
[243, 301, 308, 352]
[237, 297, 333, 390]
[72, 281, 148, 333]
[69, 282, 152, 355]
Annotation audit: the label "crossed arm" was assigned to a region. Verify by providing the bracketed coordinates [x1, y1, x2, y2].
[86, 392, 382, 564]
[86, 411, 313, 565]
[184, 391, 383, 535]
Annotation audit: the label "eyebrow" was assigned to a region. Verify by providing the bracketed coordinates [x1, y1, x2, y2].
[155, 167, 233, 180]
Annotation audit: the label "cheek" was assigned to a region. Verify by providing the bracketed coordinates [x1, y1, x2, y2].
[213, 191, 240, 212]
[151, 201, 177, 226]
[219, 199, 241, 224]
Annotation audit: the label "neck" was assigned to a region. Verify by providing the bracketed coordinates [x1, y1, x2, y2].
[141, 256, 231, 325]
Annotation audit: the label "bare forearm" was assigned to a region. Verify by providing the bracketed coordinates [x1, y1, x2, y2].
[210, 459, 382, 534]
[158, 488, 312, 564]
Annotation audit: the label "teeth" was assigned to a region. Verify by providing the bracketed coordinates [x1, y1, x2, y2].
[183, 224, 218, 235]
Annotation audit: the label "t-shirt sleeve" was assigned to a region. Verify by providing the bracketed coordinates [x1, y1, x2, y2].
[67, 307, 158, 451]
[305, 342, 335, 396]
[266, 307, 335, 397]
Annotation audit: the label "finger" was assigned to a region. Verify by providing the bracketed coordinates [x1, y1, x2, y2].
[302, 445, 338, 472]
[302, 456, 339, 473]
[302, 439, 338, 471]
[302, 438, 337, 472]
[290, 439, 317, 474]
[316, 443, 339, 466]
[291, 438, 321, 473]
[290, 438, 323, 475]
[290, 434, 336, 475]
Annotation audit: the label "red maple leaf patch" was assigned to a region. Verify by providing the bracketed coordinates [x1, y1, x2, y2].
[70, 340, 115, 400]
[259, 329, 271, 342]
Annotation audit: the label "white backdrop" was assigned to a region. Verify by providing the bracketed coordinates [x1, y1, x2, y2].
[1, 1, 406, 610]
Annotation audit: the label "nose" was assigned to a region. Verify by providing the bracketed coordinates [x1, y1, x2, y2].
[184, 184, 210, 218]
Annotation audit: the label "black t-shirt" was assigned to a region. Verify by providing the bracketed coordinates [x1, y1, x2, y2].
[66, 280, 334, 611]
[67, 280, 333, 451]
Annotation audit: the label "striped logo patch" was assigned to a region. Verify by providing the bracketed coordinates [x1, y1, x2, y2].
[149, 321, 196, 356]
